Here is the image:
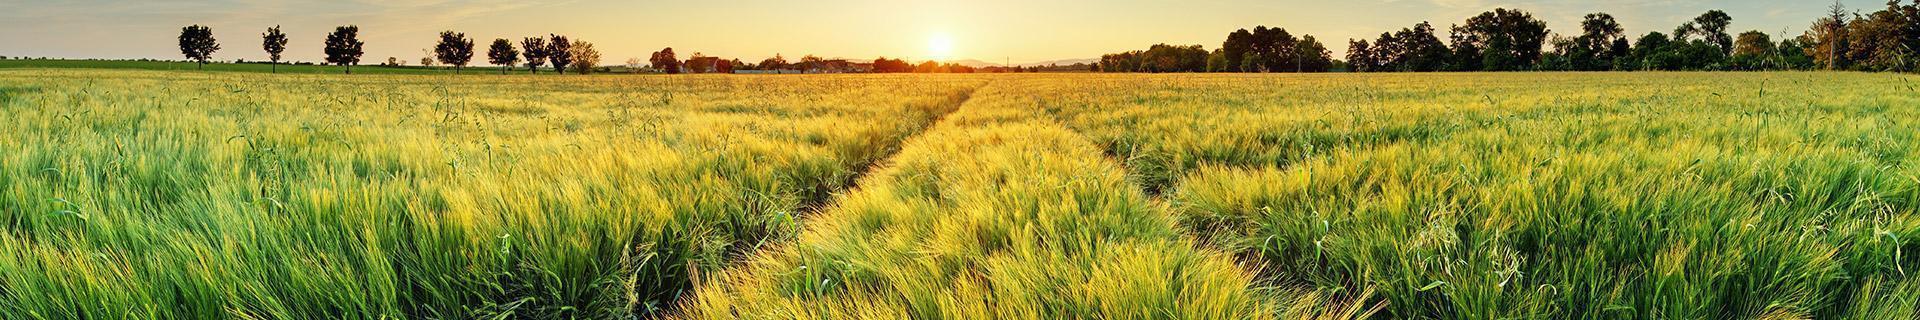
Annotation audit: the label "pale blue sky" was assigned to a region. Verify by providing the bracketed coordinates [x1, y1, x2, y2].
[0, 0, 1884, 64]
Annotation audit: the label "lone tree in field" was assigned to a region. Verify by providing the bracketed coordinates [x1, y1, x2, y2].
[547, 34, 573, 74]
[487, 39, 519, 74]
[520, 37, 548, 74]
[178, 25, 220, 70]
[570, 40, 601, 75]
[261, 25, 287, 73]
[650, 47, 681, 74]
[324, 25, 365, 74]
[434, 31, 475, 74]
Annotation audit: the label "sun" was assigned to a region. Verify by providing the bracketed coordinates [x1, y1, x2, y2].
[927, 33, 956, 60]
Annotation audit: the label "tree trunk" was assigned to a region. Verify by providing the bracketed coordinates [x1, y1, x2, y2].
[271, 61, 277, 74]
[345, 64, 352, 75]
[197, 61, 204, 70]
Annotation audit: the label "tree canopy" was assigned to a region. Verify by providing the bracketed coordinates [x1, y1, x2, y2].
[650, 47, 681, 74]
[520, 37, 548, 74]
[260, 25, 286, 73]
[487, 38, 519, 74]
[434, 31, 475, 73]
[178, 25, 219, 70]
[323, 25, 364, 74]
[546, 34, 572, 74]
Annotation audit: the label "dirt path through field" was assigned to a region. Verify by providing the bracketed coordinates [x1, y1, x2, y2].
[671, 81, 1276, 319]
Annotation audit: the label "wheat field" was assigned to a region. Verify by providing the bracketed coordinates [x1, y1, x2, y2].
[0, 70, 1915, 319]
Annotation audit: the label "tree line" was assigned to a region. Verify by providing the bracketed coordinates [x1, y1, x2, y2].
[1097, 1, 1920, 73]
[176, 25, 1014, 75]
[1097, 26, 1335, 73]
[179, 25, 606, 74]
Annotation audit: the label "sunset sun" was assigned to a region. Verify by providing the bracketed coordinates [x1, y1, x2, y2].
[927, 33, 955, 60]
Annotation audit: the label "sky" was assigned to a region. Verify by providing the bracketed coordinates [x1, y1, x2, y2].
[0, 0, 1885, 65]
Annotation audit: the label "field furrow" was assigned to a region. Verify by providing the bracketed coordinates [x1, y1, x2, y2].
[676, 82, 1301, 319]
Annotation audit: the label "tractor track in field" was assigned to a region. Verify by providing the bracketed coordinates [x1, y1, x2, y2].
[789, 81, 989, 218]
[664, 80, 990, 319]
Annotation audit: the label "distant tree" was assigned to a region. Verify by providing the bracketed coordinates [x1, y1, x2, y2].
[261, 25, 287, 73]
[1656, 17, 1732, 71]
[1844, 1, 1919, 72]
[685, 52, 713, 73]
[1802, 1, 1851, 70]
[1099, 51, 1138, 72]
[1678, 39, 1730, 70]
[725, 59, 744, 73]
[681, 53, 727, 73]
[1396, 22, 1450, 71]
[1631, 31, 1700, 71]
[178, 25, 220, 70]
[1775, 38, 1815, 70]
[1222, 29, 1255, 71]
[569, 40, 601, 75]
[546, 34, 573, 74]
[323, 25, 364, 74]
[1457, 8, 1550, 70]
[1682, 10, 1735, 55]
[872, 57, 912, 73]
[1730, 31, 1776, 70]
[420, 56, 434, 67]
[1362, 22, 1448, 72]
[1447, 26, 1484, 71]
[1365, 32, 1400, 71]
[1137, 44, 1207, 72]
[1609, 38, 1632, 70]
[1346, 39, 1378, 72]
[1573, 13, 1626, 71]
[1206, 49, 1229, 72]
[1541, 40, 1570, 71]
[759, 54, 788, 70]
[520, 37, 548, 74]
[625, 57, 643, 72]
[384, 57, 400, 66]
[1248, 26, 1298, 72]
[799, 55, 825, 72]
[946, 63, 975, 73]
[650, 47, 681, 74]
[434, 31, 475, 74]
[1293, 35, 1333, 72]
[487, 38, 519, 74]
